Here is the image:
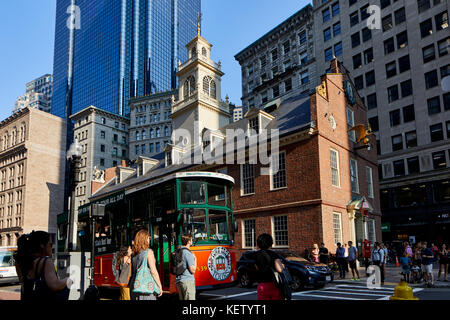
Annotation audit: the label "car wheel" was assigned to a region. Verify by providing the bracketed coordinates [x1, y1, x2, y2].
[239, 271, 252, 288]
[290, 274, 305, 291]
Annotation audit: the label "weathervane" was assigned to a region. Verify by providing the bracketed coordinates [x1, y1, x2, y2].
[197, 12, 202, 36]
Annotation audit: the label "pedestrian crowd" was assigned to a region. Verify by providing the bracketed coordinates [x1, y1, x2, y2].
[14, 229, 198, 301]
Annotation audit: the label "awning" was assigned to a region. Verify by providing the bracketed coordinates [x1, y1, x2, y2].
[347, 196, 374, 212]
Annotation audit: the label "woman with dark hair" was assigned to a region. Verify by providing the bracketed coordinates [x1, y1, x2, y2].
[437, 244, 448, 282]
[129, 230, 162, 300]
[254, 233, 285, 300]
[114, 246, 132, 300]
[15, 231, 70, 300]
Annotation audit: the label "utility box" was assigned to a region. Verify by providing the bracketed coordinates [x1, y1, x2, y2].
[56, 252, 91, 300]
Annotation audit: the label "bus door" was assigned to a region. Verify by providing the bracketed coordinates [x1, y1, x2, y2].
[154, 220, 177, 291]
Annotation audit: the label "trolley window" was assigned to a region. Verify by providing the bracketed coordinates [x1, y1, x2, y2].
[180, 181, 205, 205]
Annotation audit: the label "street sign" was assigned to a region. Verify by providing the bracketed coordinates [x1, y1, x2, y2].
[381, 223, 391, 232]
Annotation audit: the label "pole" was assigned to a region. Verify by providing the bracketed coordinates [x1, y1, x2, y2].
[90, 214, 95, 287]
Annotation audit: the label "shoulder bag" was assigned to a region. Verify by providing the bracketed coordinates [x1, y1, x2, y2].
[133, 249, 161, 295]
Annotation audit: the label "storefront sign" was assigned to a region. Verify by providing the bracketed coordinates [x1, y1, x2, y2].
[381, 223, 391, 232]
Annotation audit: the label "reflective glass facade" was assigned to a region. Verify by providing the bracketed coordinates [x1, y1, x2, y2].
[52, 0, 200, 119]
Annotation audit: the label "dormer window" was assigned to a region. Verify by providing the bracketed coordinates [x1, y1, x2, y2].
[249, 117, 259, 134]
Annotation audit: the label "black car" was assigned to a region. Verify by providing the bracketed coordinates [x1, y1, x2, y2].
[237, 251, 333, 291]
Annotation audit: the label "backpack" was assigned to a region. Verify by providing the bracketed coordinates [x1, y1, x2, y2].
[170, 247, 190, 276]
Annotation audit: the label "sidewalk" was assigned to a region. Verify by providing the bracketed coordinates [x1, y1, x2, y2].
[333, 264, 450, 289]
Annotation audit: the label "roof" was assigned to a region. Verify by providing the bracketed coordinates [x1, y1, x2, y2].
[91, 93, 312, 200]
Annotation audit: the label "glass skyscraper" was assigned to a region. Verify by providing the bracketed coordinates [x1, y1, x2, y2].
[52, 0, 201, 119]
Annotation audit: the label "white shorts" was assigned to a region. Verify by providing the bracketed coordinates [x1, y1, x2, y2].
[421, 264, 432, 274]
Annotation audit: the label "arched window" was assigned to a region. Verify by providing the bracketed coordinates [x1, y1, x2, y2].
[191, 47, 196, 58]
[203, 76, 211, 95]
[12, 128, 17, 146]
[210, 80, 216, 99]
[150, 129, 155, 139]
[202, 47, 207, 56]
[156, 128, 161, 138]
[4, 132, 9, 149]
[165, 126, 170, 137]
[184, 76, 196, 99]
[142, 130, 147, 140]
[136, 131, 141, 141]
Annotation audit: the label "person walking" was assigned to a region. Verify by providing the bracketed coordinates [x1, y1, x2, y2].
[176, 234, 197, 300]
[15, 231, 70, 300]
[114, 246, 132, 300]
[381, 243, 388, 276]
[336, 243, 347, 279]
[347, 241, 360, 281]
[311, 244, 320, 263]
[421, 242, 434, 287]
[254, 233, 285, 300]
[319, 243, 329, 265]
[437, 244, 448, 282]
[399, 252, 411, 283]
[129, 230, 163, 300]
[371, 242, 385, 285]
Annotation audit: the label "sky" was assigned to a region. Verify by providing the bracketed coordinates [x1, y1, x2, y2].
[0, 0, 311, 121]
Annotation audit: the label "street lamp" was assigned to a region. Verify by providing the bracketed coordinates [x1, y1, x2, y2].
[67, 138, 82, 251]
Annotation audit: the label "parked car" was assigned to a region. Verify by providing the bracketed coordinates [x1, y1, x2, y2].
[237, 251, 333, 291]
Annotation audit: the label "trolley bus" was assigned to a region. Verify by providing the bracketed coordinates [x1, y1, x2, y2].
[0, 247, 18, 284]
[76, 171, 237, 295]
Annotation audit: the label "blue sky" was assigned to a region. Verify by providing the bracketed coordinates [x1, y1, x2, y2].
[0, 0, 311, 121]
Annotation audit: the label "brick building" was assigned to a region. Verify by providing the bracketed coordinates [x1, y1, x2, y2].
[0, 107, 66, 246]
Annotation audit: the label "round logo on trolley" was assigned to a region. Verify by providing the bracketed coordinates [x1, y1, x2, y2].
[207, 247, 232, 281]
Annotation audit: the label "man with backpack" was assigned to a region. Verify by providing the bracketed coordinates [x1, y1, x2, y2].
[172, 234, 197, 300]
[371, 242, 385, 285]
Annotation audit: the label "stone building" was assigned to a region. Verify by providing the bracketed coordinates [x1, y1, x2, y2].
[312, 0, 450, 243]
[0, 107, 66, 246]
[70, 106, 130, 209]
[234, 4, 317, 112]
[129, 90, 176, 160]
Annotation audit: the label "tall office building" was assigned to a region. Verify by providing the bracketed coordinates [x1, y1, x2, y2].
[51, 0, 201, 120]
[312, 0, 449, 243]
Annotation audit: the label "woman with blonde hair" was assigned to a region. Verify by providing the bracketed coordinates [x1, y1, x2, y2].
[129, 230, 163, 300]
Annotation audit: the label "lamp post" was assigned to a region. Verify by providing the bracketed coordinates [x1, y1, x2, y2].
[66, 138, 82, 252]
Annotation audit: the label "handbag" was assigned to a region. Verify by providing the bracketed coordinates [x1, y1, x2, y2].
[115, 259, 131, 287]
[133, 249, 160, 295]
[32, 257, 70, 301]
[272, 267, 293, 300]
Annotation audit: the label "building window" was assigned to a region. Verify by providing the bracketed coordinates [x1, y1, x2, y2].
[100, 144, 105, 152]
[407, 157, 420, 174]
[392, 135, 403, 151]
[390, 109, 401, 127]
[351, 32, 360, 48]
[332, 2, 340, 16]
[382, 15, 393, 32]
[362, 27, 371, 42]
[273, 85, 280, 98]
[369, 116, 379, 132]
[249, 117, 259, 134]
[394, 160, 405, 176]
[300, 71, 309, 85]
[384, 38, 395, 55]
[272, 152, 287, 190]
[425, 70, 439, 89]
[445, 93, 450, 111]
[271, 48, 278, 62]
[354, 75, 364, 90]
[388, 85, 399, 103]
[243, 219, 257, 249]
[350, 11, 359, 27]
[333, 22, 341, 36]
[403, 105, 415, 122]
[430, 123, 444, 142]
[422, 44, 436, 63]
[418, 0, 431, 13]
[364, 48, 374, 64]
[400, 80, 413, 97]
[386, 61, 397, 78]
[353, 54, 362, 69]
[330, 149, 340, 187]
[432, 151, 446, 169]
[299, 32, 307, 45]
[397, 31, 408, 49]
[366, 166, 374, 198]
[273, 215, 289, 247]
[323, 8, 331, 22]
[100, 131, 105, 139]
[395, 7, 406, 25]
[405, 131, 418, 148]
[347, 108, 356, 141]
[420, 19, 433, 38]
[100, 158, 105, 167]
[324, 28, 332, 42]
[333, 213, 342, 245]
[325, 47, 333, 62]
[350, 158, 359, 193]
[438, 38, 449, 56]
[241, 164, 255, 195]
[365, 70, 375, 87]
[398, 55, 410, 73]
[428, 97, 441, 115]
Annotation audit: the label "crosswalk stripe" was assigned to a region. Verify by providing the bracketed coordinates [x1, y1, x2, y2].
[293, 293, 367, 300]
[211, 291, 257, 300]
[324, 288, 392, 296]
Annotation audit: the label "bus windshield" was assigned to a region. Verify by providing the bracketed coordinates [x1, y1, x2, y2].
[208, 210, 230, 242]
[0, 250, 15, 267]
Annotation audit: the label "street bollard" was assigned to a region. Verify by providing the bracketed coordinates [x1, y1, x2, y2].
[389, 280, 419, 300]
